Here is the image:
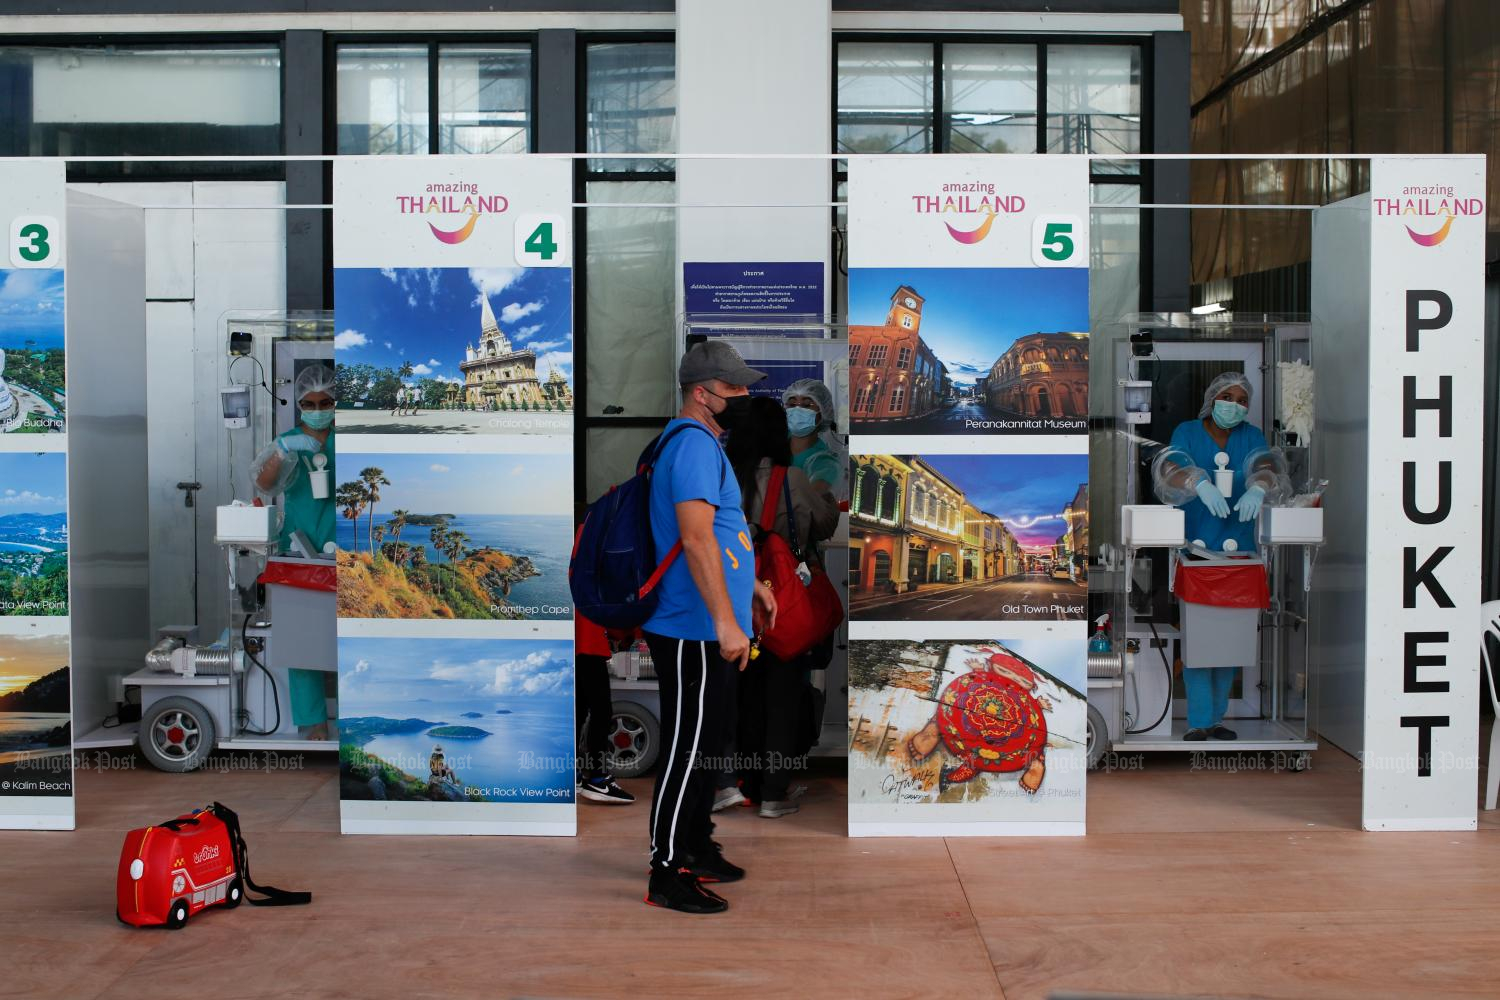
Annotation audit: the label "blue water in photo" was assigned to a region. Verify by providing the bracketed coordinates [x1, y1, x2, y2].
[338, 513, 572, 618]
[349, 700, 574, 803]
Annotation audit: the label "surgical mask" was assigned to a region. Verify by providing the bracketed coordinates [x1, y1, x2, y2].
[706, 389, 750, 431]
[301, 408, 335, 431]
[1211, 399, 1247, 430]
[786, 406, 820, 437]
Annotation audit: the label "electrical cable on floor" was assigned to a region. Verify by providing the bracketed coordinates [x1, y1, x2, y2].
[1125, 618, 1174, 735]
[237, 612, 281, 736]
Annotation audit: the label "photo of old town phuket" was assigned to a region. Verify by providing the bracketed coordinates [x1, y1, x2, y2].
[848, 267, 1088, 435]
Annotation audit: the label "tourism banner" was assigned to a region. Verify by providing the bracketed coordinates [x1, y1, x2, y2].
[1361, 156, 1485, 831]
[0, 161, 72, 830]
[334, 158, 575, 836]
[846, 155, 1090, 836]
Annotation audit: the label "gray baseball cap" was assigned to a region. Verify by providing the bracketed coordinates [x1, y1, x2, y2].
[678, 340, 767, 387]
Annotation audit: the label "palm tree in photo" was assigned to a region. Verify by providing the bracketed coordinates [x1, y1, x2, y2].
[430, 525, 450, 598]
[372, 524, 386, 560]
[337, 481, 369, 552]
[360, 467, 391, 555]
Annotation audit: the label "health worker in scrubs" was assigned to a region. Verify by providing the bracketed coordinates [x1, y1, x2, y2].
[1165, 372, 1268, 742]
[783, 378, 848, 503]
[251, 364, 337, 740]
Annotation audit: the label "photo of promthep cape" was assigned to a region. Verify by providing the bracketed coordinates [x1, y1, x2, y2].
[335, 451, 572, 621]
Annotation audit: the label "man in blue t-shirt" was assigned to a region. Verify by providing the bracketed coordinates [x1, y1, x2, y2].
[643, 340, 778, 915]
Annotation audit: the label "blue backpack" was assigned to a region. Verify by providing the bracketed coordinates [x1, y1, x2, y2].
[569, 422, 720, 629]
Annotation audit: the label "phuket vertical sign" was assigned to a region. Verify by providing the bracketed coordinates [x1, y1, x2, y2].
[0, 161, 72, 830]
[846, 155, 1090, 836]
[334, 158, 576, 836]
[1363, 156, 1486, 831]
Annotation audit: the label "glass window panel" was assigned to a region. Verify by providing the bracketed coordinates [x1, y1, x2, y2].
[836, 42, 933, 155]
[1046, 45, 1141, 174]
[438, 45, 531, 155]
[337, 45, 429, 155]
[0, 45, 281, 177]
[586, 181, 677, 418]
[1088, 183, 1140, 416]
[586, 425, 667, 504]
[585, 43, 675, 173]
[943, 44, 1038, 154]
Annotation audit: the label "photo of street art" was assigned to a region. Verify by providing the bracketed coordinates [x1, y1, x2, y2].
[848, 638, 1086, 818]
[848, 267, 1088, 435]
[334, 267, 572, 436]
[849, 452, 1087, 622]
[0, 269, 66, 435]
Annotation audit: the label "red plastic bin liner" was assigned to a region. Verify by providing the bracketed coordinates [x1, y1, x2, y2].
[257, 560, 337, 593]
[1173, 560, 1269, 610]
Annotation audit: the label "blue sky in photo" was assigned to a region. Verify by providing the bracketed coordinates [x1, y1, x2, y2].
[336, 451, 571, 516]
[0, 452, 67, 515]
[919, 453, 1087, 549]
[0, 269, 65, 349]
[849, 267, 1088, 387]
[334, 267, 572, 384]
[338, 636, 573, 714]
[1003, 638, 1087, 690]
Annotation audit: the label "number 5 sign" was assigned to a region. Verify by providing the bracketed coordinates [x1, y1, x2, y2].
[10, 215, 61, 268]
[1031, 215, 1081, 268]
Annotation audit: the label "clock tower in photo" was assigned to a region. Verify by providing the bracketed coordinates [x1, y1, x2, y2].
[886, 285, 924, 333]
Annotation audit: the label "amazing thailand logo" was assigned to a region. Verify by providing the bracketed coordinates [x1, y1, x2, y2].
[396, 183, 510, 244]
[911, 182, 1026, 244]
[1375, 184, 1484, 247]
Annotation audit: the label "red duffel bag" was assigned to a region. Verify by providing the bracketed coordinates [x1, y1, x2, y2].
[752, 466, 844, 661]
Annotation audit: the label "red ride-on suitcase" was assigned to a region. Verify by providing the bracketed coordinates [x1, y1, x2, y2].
[116, 802, 310, 929]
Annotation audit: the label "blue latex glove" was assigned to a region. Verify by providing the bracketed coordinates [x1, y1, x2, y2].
[1234, 484, 1266, 523]
[278, 433, 319, 455]
[1194, 479, 1230, 518]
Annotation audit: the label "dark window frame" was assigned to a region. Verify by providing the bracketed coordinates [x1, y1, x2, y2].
[831, 32, 1151, 306]
[0, 33, 289, 182]
[326, 33, 539, 157]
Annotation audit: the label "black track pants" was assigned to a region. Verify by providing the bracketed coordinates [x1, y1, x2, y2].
[644, 632, 731, 870]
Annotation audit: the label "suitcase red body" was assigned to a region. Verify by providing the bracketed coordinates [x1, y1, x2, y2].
[116, 806, 242, 928]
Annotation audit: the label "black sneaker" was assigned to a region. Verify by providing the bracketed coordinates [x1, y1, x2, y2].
[1210, 724, 1238, 740]
[578, 774, 635, 804]
[1183, 728, 1209, 742]
[644, 867, 728, 914]
[687, 841, 745, 883]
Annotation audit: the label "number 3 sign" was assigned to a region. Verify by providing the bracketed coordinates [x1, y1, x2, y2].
[9, 215, 60, 268]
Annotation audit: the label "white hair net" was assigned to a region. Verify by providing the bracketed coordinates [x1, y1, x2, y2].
[1197, 371, 1252, 419]
[294, 363, 336, 404]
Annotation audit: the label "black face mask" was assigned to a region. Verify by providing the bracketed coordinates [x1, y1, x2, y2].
[707, 389, 751, 430]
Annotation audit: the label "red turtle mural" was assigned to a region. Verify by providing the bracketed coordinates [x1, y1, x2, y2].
[907, 648, 1053, 793]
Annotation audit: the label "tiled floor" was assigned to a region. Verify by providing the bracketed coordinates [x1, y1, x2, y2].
[1, 738, 1496, 1000]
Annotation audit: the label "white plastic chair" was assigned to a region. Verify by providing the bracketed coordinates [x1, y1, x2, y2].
[1481, 600, 1500, 810]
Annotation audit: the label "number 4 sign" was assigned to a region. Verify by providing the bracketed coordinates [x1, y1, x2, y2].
[9, 215, 61, 268]
[1031, 215, 1081, 268]
[514, 213, 569, 268]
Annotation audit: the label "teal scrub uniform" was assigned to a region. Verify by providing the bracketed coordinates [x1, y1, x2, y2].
[274, 425, 335, 728]
[1168, 416, 1268, 731]
[791, 437, 841, 492]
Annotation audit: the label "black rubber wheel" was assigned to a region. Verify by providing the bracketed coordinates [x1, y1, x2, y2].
[165, 899, 189, 930]
[139, 696, 217, 772]
[222, 878, 243, 909]
[1086, 703, 1110, 770]
[603, 701, 661, 779]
